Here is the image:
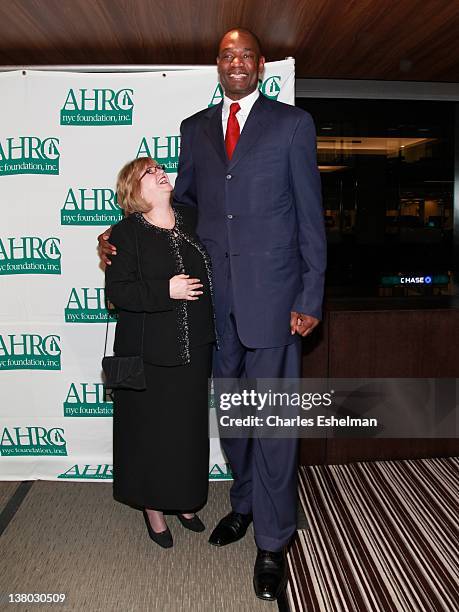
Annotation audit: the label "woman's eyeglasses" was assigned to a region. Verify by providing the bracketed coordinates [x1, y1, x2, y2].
[140, 164, 166, 180]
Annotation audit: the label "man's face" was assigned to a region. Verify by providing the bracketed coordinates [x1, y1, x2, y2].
[217, 30, 265, 101]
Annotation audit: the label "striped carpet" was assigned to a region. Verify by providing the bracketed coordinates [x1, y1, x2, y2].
[286, 457, 459, 612]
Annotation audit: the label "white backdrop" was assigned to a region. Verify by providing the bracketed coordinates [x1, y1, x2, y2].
[0, 61, 295, 481]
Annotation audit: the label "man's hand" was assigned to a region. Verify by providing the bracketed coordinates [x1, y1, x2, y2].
[290, 311, 319, 337]
[97, 227, 116, 265]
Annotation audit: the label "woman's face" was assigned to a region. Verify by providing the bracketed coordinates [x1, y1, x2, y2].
[139, 163, 173, 202]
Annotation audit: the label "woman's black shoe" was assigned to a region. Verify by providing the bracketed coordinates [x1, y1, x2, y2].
[142, 510, 173, 548]
[177, 513, 205, 532]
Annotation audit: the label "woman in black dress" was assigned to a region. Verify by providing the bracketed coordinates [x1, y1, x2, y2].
[105, 157, 215, 548]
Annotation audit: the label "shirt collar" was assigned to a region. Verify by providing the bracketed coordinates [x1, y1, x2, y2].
[222, 88, 260, 116]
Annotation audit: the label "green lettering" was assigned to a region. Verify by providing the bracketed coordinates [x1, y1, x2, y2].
[63, 89, 79, 111]
[136, 137, 151, 158]
[208, 84, 223, 107]
[66, 288, 83, 310]
[0, 335, 9, 356]
[63, 188, 79, 210]
[65, 383, 80, 405]
[0, 238, 7, 260]
[0, 427, 15, 446]
[61, 464, 80, 477]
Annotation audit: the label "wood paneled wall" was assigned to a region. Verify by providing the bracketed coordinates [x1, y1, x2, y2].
[0, 1, 458, 81]
[300, 305, 459, 465]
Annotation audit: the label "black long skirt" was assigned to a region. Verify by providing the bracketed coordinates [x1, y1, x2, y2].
[112, 344, 212, 511]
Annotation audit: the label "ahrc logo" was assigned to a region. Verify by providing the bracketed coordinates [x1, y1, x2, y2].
[65, 288, 117, 323]
[61, 188, 123, 225]
[0, 236, 61, 275]
[137, 136, 180, 173]
[0, 334, 61, 370]
[60, 88, 134, 125]
[261, 76, 281, 100]
[58, 464, 113, 479]
[63, 383, 113, 417]
[0, 136, 60, 176]
[0, 426, 67, 456]
[208, 76, 282, 107]
[209, 462, 233, 480]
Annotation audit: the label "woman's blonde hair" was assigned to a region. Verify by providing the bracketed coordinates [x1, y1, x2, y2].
[116, 157, 157, 214]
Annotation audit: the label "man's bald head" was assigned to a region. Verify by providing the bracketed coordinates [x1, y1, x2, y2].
[218, 28, 262, 57]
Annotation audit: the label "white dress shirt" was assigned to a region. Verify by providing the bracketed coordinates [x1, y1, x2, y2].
[221, 88, 260, 137]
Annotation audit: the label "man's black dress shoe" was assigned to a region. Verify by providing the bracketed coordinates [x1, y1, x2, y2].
[177, 513, 205, 532]
[208, 511, 252, 547]
[142, 510, 173, 548]
[253, 548, 287, 601]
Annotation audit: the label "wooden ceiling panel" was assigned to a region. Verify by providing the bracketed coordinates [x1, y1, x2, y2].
[0, 0, 457, 81]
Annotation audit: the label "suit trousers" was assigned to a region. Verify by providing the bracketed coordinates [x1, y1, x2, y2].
[213, 309, 301, 552]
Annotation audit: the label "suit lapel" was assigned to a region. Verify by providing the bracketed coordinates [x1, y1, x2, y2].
[202, 95, 273, 170]
[228, 94, 271, 171]
[203, 102, 227, 167]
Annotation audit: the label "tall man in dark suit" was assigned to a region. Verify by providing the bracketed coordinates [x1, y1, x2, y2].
[100, 28, 325, 601]
[173, 28, 326, 601]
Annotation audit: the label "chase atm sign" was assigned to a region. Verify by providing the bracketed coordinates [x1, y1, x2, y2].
[381, 273, 449, 287]
[400, 276, 432, 285]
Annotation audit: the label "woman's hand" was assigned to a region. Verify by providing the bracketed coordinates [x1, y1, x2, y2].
[169, 274, 203, 300]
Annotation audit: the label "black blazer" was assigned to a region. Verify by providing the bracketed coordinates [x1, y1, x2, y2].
[105, 205, 214, 366]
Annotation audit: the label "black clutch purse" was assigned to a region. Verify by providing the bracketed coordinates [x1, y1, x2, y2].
[102, 355, 146, 390]
[102, 225, 146, 391]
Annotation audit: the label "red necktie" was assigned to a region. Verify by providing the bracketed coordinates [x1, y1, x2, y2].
[225, 102, 241, 160]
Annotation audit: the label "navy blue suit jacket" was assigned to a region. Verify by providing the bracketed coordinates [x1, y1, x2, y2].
[173, 93, 326, 348]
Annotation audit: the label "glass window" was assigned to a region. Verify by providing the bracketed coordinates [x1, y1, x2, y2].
[297, 99, 455, 298]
